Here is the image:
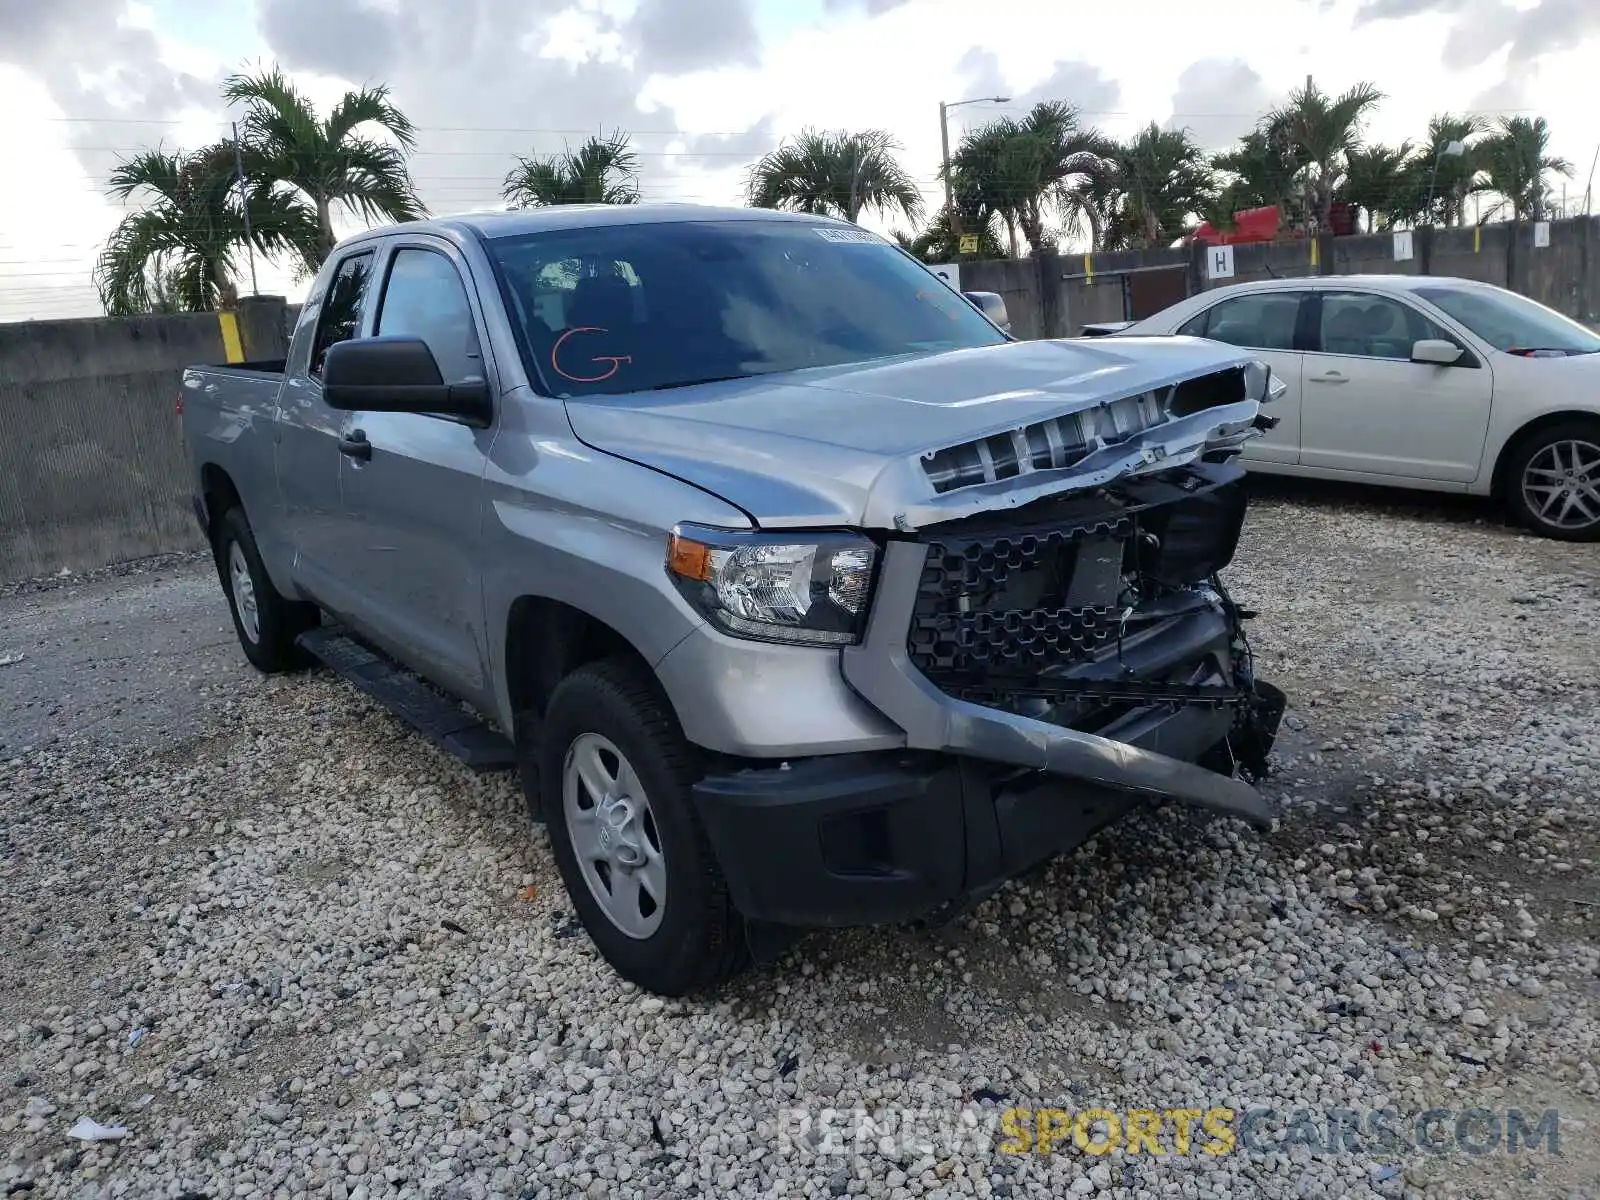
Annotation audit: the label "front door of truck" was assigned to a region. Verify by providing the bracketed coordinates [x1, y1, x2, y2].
[276, 247, 376, 618]
[331, 237, 497, 702]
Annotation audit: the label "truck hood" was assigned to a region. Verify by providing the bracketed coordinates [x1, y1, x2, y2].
[562, 336, 1271, 531]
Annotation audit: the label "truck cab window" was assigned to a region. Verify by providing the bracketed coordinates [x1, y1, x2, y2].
[376, 248, 484, 384]
[309, 251, 374, 378]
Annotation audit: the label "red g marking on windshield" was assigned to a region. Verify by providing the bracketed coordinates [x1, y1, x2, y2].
[552, 326, 634, 383]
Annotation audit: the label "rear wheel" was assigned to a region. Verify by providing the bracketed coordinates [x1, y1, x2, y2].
[536, 657, 749, 996]
[1504, 421, 1600, 542]
[214, 506, 319, 672]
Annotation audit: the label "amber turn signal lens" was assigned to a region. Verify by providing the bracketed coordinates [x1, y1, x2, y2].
[666, 534, 713, 582]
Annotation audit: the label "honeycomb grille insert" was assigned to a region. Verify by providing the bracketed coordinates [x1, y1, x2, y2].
[907, 517, 1134, 681]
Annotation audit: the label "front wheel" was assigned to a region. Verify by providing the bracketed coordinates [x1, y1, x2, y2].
[536, 657, 749, 996]
[1504, 421, 1600, 542]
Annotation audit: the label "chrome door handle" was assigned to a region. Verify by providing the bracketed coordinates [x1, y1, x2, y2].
[1310, 372, 1347, 384]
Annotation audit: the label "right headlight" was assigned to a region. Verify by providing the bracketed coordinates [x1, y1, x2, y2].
[666, 524, 879, 646]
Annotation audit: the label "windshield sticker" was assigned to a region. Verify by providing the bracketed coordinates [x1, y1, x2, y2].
[552, 326, 633, 383]
[813, 228, 884, 244]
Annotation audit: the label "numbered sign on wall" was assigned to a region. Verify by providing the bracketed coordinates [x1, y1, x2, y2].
[927, 263, 962, 292]
[1393, 230, 1414, 261]
[1533, 222, 1551, 248]
[1206, 244, 1235, 280]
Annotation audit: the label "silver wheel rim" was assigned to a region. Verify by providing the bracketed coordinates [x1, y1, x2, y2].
[562, 733, 667, 940]
[228, 541, 261, 644]
[1522, 438, 1600, 531]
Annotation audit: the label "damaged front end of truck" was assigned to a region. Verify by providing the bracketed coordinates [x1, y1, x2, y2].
[654, 340, 1295, 930]
[841, 351, 1290, 829]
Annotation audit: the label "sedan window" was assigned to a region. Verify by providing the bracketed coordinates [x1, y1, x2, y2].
[1181, 292, 1304, 350]
[1316, 292, 1450, 360]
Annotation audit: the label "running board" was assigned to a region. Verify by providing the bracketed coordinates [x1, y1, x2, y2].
[295, 626, 517, 773]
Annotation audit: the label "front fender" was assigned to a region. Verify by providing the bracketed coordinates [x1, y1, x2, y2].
[479, 406, 754, 734]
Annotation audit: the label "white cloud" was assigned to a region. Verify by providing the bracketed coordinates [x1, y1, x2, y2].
[4, 0, 1600, 319]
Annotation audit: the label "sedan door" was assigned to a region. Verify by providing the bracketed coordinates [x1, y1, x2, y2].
[330, 238, 500, 703]
[1172, 289, 1311, 466]
[1297, 290, 1493, 483]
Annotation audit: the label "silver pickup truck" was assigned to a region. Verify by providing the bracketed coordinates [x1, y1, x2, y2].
[181, 204, 1287, 996]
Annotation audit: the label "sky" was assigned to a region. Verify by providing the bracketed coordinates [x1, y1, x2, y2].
[2, 0, 1599, 321]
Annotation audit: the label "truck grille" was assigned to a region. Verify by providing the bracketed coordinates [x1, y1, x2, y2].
[904, 468, 1249, 711]
[907, 516, 1133, 679]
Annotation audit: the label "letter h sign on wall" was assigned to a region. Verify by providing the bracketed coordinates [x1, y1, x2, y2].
[1207, 245, 1235, 281]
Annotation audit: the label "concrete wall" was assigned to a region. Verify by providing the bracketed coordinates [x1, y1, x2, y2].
[0, 298, 290, 584]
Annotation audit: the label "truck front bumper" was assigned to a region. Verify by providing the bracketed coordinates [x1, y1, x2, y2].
[693, 672, 1282, 928]
[694, 558, 1285, 928]
[690, 465, 1287, 928]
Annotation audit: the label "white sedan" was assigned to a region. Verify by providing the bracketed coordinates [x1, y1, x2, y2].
[1101, 275, 1600, 541]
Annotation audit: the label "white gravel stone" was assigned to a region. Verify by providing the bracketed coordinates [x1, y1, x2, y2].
[0, 496, 1595, 1199]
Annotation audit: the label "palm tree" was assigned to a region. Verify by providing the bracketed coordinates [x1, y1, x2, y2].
[1340, 142, 1415, 232]
[223, 66, 425, 269]
[93, 142, 319, 316]
[747, 129, 923, 225]
[502, 130, 642, 208]
[1009, 102, 1116, 254]
[1477, 116, 1571, 222]
[949, 121, 1027, 257]
[893, 208, 1008, 263]
[1264, 80, 1385, 233]
[1102, 124, 1215, 249]
[1210, 127, 1304, 221]
[1419, 114, 1487, 227]
[950, 103, 1116, 254]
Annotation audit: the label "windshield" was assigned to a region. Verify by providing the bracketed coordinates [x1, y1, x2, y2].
[484, 219, 1008, 396]
[1415, 285, 1600, 355]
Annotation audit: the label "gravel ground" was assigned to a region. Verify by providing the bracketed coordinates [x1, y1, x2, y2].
[1, 482, 1596, 1200]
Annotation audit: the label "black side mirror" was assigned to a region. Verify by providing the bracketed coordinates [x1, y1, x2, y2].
[323, 336, 491, 424]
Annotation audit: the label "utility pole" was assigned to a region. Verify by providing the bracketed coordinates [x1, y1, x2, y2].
[849, 145, 863, 224]
[1303, 74, 1315, 235]
[939, 101, 956, 241]
[232, 122, 259, 298]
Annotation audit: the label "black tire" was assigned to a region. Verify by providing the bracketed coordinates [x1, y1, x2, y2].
[214, 506, 320, 673]
[536, 657, 748, 996]
[1502, 419, 1600, 542]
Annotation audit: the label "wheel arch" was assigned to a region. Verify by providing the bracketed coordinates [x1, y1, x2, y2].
[1490, 410, 1600, 500]
[199, 462, 244, 546]
[503, 595, 671, 731]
